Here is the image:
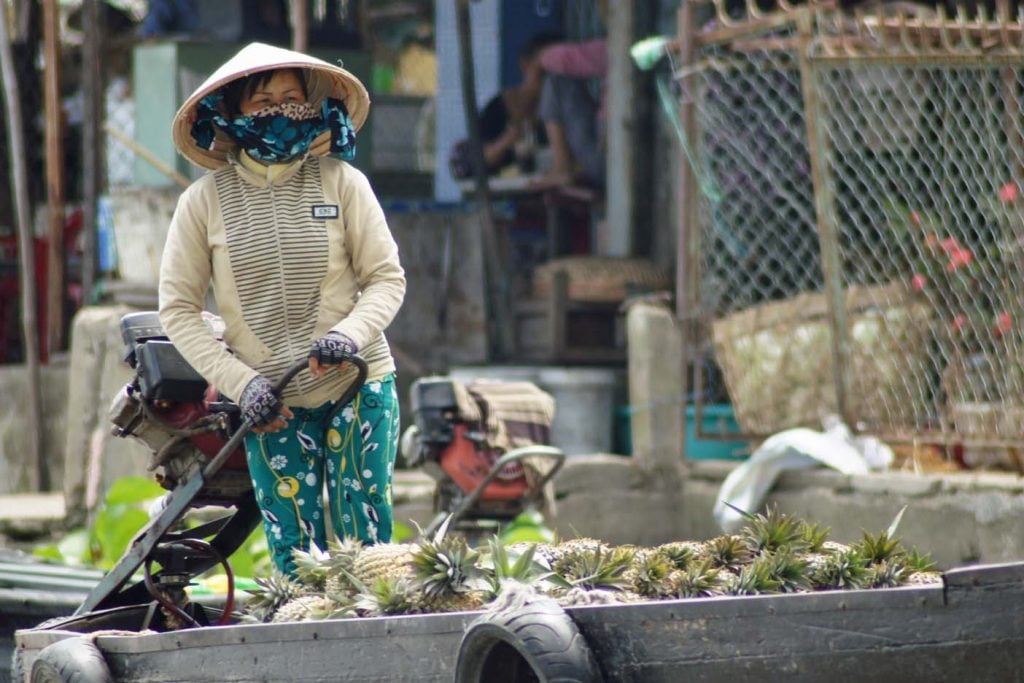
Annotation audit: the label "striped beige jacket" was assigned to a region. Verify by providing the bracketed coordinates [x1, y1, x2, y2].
[158, 154, 405, 408]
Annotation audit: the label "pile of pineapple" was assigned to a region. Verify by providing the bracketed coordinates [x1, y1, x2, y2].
[243, 506, 941, 623]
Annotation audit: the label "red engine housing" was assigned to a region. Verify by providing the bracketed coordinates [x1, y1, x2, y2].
[438, 424, 529, 501]
[149, 395, 247, 472]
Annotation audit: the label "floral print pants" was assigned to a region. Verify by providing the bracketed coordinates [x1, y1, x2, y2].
[243, 374, 399, 577]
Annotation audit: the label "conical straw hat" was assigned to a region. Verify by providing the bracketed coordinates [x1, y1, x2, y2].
[171, 42, 370, 171]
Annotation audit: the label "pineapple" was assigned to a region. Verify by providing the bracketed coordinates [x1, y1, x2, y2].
[705, 535, 752, 572]
[808, 548, 868, 590]
[865, 560, 906, 588]
[656, 541, 706, 571]
[797, 520, 831, 553]
[761, 550, 812, 593]
[244, 570, 306, 623]
[479, 537, 551, 600]
[627, 549, 674, 599]
[271, 594, 346, 623]
[550, 545, 633, 594]
[904, 546, 942, 585]
[556, 587, 635, 607]
[546, 537, 610, 570]
[670, 559, 722, 598]
[852, 528, 905, 566]
[410, 530, 488, 613]
[324, 537, 365, 599]
[721, 556, 782, 595]
[351, 542, 416, 588]
[354, 575, 419, 617]
[739, 504, 808, 556]
[291, 546, 329, 591]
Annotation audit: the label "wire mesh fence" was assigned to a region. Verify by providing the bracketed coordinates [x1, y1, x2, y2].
[679, 2, 1024, 457]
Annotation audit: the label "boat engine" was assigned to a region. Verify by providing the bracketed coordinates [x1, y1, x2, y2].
[107, 311, 251, 506]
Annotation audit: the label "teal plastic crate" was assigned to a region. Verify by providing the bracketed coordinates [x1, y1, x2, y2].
[614, 403, 749, 460]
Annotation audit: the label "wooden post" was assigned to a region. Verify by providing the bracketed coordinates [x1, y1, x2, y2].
[81, 0, 103, 305]
[42, 0, 64, 356]
[675, 2, 698, 461]
[797, 9, 852, 426]
[0, 1, 45, 490]
[292, 0, 309, 53]
[454, 0, 514, 360]
[604, 0, 636, 257]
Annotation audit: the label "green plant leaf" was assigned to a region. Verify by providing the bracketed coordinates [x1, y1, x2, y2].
[93, 507, 149, 570]
[103, 477, 166, 507]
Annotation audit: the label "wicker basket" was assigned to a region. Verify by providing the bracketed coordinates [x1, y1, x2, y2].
[710, 282, 932, 435]
[532, 256, 671, 303]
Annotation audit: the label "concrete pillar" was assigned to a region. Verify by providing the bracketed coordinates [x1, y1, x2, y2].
[626, 299, 685, 471]
[62, 304, 150, 525]
[603, 0, 637, 256]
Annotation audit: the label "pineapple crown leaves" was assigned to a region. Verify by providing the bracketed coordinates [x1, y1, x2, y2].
[759, 551, 812, 593]
[852, 506, 911, 565]
[412, 533, 485, 597]
[671, 559, 723, 599]
[865, 560, 907, 589]
[705, 535, 752, 570]
[244, 569, 306, 621]
[797, 520, 831, 553]
[904, 546, 938, 573]
[480, 537, 552, 589]
[326, 537, 364, 569]
[290, 546, 330, 590]
[737, 504, 809, 556]
[630, 551, 674, 597]
[853, 529, 905, 565]
[725, 559, 782, 596]
[656, 542, 698, 571]
[810, 549, 869, 591]
[354, 575, 418, 617]
[548, 546, 634, 592]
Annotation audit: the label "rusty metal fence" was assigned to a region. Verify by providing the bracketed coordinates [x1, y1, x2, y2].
[676, 1, 1024, 457]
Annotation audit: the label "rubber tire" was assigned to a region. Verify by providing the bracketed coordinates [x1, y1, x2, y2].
[454, 594, 603, 683]
[29, 638, 112, 683]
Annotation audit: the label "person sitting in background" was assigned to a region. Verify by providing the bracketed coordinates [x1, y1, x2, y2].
[534, 36, 608, 191]
[449, 33, 561, 180]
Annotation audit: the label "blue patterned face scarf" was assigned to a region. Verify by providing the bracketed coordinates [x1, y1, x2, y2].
[190, 92, 357, 163]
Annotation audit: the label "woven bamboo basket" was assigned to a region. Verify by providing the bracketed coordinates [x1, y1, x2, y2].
[532, 256, 671, 303]
[710, 282, 932, 435]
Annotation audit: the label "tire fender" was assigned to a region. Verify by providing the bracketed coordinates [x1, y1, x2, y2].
[30, 637, 112, 683]
[455, 588, 603, 683]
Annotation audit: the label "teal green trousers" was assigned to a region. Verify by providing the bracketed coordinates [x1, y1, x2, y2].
[244, 374, 399, 577]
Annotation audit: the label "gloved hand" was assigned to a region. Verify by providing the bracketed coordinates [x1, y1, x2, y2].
[308, 331, 358, 378]
[239, 375, 284, 429]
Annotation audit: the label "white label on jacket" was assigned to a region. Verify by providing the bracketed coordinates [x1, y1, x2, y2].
[311, 204, 339, 219]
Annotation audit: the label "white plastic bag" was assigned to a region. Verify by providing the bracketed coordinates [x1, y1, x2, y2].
[713, 415, 893, 533]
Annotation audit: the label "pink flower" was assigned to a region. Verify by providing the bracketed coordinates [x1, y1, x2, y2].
[940, 236, 963, 254]
[911, 273, 927, 291]
[1000, 182, 1019, 203]
[951, 315, 968, 333]
[945, 246, 973, 272]
[995, 312, 1013, 336]
[909, 211, 921, 225]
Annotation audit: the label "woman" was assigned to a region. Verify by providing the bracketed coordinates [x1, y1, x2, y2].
[159, 42, 406, 578]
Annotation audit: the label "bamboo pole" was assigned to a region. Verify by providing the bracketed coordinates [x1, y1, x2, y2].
[676, 1, 698, 460]
[454, 0, 514, 360]
[796, 9, 853, 427]
[42, 0, 64, 356]
[81, 0, 102, 305]
[292, 0, 309, 53]
[0, 1, 45, 490]
[104, 125, 190, 189]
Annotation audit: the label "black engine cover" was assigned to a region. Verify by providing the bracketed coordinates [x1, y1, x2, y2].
[137, 341, 208, 402]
